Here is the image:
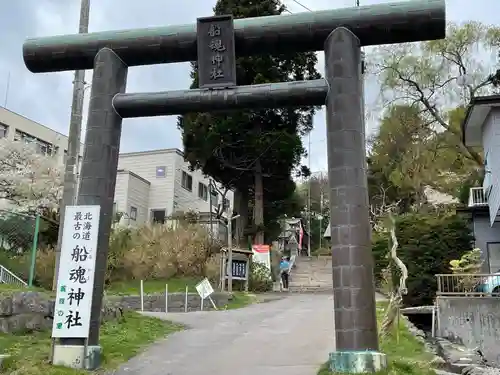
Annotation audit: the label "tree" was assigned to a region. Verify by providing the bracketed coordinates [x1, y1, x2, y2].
[369, 104, 433, 208]
[178, 0, 320, 245]
[0, 138, 62, 213]
[297, 173, 328, 215]
[296, 173, 329, 250]
[372, 22, 500, 176]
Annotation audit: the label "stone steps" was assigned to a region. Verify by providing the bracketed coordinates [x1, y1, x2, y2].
[287, 256, 333, 294]
[288, 286, 333, 294]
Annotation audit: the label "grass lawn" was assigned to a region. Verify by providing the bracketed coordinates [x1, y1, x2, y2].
[1, 277, 258, 312]
[318, 302, 436, 375]
[0, 312, 183, 375]
[224, 292, 258, 310]
[105, 277, 199, 295]
[0, 283, 49, 293]
[105, 278, 258, 310]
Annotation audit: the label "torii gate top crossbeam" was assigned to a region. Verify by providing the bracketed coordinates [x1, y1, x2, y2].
[23, 0, 445, 73]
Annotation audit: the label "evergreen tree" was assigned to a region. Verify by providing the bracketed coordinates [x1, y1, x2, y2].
[178, 0, 320, 244]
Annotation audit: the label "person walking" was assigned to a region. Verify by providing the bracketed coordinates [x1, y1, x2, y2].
[279, 256, 291, 291]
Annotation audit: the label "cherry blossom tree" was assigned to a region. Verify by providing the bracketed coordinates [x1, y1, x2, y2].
[0, 138, 62, 213]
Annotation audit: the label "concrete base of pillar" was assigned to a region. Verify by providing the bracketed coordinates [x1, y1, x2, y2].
[329, 351, 387, 373]
[52, 344, 102, 370]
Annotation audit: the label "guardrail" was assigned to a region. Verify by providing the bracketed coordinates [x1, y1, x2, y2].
[0, 264, 27, 288]
[436, 273, 500, 297]
[468, 187, 488, 207]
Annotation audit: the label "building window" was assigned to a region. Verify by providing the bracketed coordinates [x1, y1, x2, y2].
[151, 209, 166, 224]
[223, 197, 230, 211]
[210, 188, 218, 206]
[198, 182, 208, 201]
[181, 171, 193, 191]
[0, 123, 8, 139]
[487, 242, 500, 273]
[14, 129, 55, 155]
[130, 206, 137, 221]
[156, 166, 166, 178]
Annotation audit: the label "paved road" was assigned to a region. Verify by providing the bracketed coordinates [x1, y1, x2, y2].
[112, 294, 335, 375]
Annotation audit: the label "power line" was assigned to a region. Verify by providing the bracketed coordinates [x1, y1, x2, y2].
[289, 0, 313, 12]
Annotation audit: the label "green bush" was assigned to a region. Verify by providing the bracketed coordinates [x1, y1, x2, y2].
[248, 261, 272, 292]
[372, 213, 473, 307]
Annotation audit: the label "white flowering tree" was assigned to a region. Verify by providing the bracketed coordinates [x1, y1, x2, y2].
[0, 138, 62, 214]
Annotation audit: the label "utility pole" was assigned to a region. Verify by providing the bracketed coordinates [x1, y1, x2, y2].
[209, 179, 214, 237]
[227, 207, 240, 293]
[4, 72, 10, 108]
[319, 189, 323, 249]
[227, 210, 233, 293]
[307, 133, 312, 257]
[53, 0, 90, 290]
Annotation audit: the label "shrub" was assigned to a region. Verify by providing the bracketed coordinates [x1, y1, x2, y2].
[248, 261, 272, 292]
[32, 247, 56, 289]
[449, 248, 483, 293]
[372, 213, 473, 307]
[204, 254, 221, 285]
[8, 223, 221, 290]
[117, 224, 219, 281]
[313, 247, 331, 256]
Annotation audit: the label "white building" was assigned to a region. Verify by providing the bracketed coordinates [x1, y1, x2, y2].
[0, 106, 84, 165]
[461, 94, 500, 272]
[0, 106, 232, 230]
[116, 149, 233, 227]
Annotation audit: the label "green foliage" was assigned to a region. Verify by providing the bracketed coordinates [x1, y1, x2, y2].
[248, 261, 272, 292]
[372, 213, 473, 307]
[369, 105, 433, 205]
[449, 248, 482, 274]
[0, 214, 35, 252]
[262, 181, 305, 242]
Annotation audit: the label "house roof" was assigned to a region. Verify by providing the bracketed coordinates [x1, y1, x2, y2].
[462, 94, 500, 146]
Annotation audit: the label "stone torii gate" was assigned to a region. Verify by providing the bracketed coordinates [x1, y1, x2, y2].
[23, 0, 445, 372]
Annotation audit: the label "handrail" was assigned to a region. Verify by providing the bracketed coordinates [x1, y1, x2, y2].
[468, 187, 488, 207]
[0, 264, 27, 287]
[436, 273, 500, 297]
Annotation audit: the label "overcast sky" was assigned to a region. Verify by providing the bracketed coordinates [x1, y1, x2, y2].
[0, 0, 497, 173]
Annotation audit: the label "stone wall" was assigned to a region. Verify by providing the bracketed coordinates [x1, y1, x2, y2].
[0, 290, 232, 334]
[436, 296, 500, 366]
[109, 292, 231, 312]
[0, 291, 124, 334]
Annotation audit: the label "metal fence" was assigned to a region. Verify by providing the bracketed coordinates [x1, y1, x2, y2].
[0, 209, 55, 287]
[0, 264, 27, 287]
[0, 209, 40, 254]
[436, 273, 500, 297]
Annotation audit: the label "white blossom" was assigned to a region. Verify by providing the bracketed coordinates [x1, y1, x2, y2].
[0, 138, 62, 213]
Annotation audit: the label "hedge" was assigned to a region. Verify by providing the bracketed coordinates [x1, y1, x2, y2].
[372, 213, 473, 307]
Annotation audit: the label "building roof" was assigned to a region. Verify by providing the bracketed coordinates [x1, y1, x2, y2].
[119, 148, 183, 157]
[116, 169, 151, 185]
[462, 94, 500, 146]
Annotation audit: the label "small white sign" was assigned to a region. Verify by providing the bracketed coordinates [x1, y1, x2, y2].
[195, 278, 214, 300]
[52, 205, 100, 339]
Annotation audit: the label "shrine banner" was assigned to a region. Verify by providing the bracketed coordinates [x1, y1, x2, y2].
[252, 244, 271, 272]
